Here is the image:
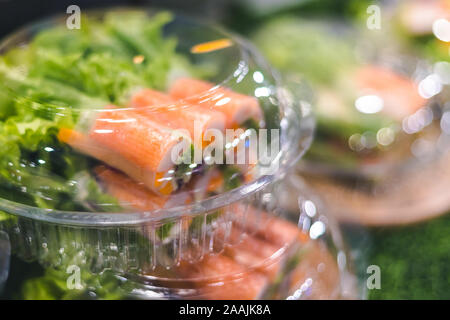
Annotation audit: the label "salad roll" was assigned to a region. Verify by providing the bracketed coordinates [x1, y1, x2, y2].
[59, 108, 192, 195]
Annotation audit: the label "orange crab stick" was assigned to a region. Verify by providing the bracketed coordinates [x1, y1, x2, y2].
[95, 166, 168, 211]
[224, 229, 283, 280]
[177, 254, 269, 300]
[130, 88, 175, 107]
[169, 78, 263, 128]
[130, 89, 226, 149]
[95, 166, 190, 212]
[59, 108, 192, 195]
[354, 65, 426, 120]
[236, 206, 307, 247]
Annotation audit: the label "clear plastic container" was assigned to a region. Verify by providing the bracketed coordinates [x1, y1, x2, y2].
[0, 8, 354, 299]
[249, 5, 450, 301]
[276, 20, 450, 226]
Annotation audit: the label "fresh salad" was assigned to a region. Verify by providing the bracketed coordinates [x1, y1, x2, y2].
[0, 9, 338, 300]
[0, 10, 271, 215]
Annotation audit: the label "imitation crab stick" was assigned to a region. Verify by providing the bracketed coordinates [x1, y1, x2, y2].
[95, 166, 190, 211]
[130, 88, 174, 107]
[95, 166, 168, 211]
[177, 254, 269, 300]
[169, 78, 263, 128]
[224, 229, 283, 280]
[236, 206, 307, 247]
[175, 212, 339, 299]
[230, 207, 342, 299]
[354, 65, 426, 121]
[58, 108, 192, 195]
[130, 89, 226, 148]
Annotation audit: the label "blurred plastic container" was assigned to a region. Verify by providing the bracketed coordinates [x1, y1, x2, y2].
[252, 17, 450, 226]
[244, 2, 450, 301]
[300, 24, 450, 226]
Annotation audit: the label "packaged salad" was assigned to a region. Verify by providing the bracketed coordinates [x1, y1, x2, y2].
[0, 8, 354, 300]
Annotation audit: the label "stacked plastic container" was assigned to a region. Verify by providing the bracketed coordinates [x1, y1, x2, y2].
[0, 9, 354, 299]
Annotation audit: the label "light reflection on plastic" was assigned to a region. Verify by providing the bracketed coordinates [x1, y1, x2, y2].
[403, 107, 434, 134]
[300, 215, 311, 233]
[215, 97, 231, 106]
[434, 62, 450, 85]
[348, 133, 364, 152]
[300, 100, 312, 117]
[130, 288, 166, 299]
[432, 18, 450, 42]
[303, 200, 316, 218]
[417, 108, 434, 127]
[377, 127, 395, 146]
[234, 60, 249, 83]
[93, 129, 114, 134]
[309, 221, 325, 239]
[403, 117, 417, 134]
[354, 95, 384, 114]
[254, 87, 271, 97]
[287, 278, 313, 300]
[98, 118, 137, 123]
[418, 74, 442, 98]
[211, 93, 224, 101]
[261, 193, 273, 204]
[337, 251, 347, 271]
[253, 71, 264, 84]
[441, 111, 450, 134]
[361, 131, 377, 149]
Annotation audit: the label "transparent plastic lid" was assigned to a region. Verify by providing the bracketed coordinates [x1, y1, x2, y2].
[0, 175, 354, 300]
[0, 9, 312, 225]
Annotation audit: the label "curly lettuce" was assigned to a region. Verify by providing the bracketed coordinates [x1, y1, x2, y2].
[0, 11, 184, 212]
